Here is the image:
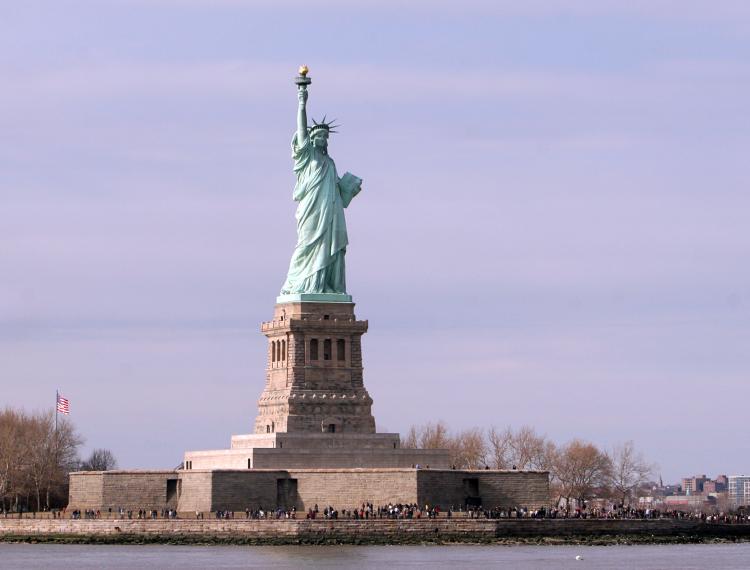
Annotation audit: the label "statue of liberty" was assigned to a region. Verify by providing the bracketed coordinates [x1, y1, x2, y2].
[279, 67, 362, 300]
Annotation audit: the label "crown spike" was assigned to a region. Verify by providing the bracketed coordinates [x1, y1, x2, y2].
[308, 115, 340, 136]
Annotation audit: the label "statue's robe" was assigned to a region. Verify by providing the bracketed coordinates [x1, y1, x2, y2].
[280, 133, 361, 295]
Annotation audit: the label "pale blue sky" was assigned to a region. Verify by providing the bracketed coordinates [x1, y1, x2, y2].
[1, 1, 749, 482]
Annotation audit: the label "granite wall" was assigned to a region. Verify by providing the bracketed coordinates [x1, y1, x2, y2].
[68, 471, 180, 511]
[417, 470, 549, 509]
[69, 469, 549, 513]
[3, 518, 750, 544]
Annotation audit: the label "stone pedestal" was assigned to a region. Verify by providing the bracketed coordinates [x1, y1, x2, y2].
[255, 301, 375, 435]
[183, 299, 451, 470]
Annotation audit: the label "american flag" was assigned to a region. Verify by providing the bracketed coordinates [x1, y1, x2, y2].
[56, 393, 70, 415]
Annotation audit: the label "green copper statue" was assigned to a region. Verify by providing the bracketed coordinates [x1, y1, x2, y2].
[279, 66, 362, 300]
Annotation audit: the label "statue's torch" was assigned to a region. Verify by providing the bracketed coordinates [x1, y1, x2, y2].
[295, 65, 311, 88]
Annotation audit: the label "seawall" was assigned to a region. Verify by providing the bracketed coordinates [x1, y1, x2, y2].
[2, 519, 750, 545]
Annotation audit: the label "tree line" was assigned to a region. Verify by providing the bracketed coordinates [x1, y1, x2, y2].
[0, 408, 117, 512]
[0, 406, 653, 511]
[403, 422, 654, 506]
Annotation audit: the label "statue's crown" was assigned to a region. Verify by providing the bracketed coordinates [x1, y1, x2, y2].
[308, 116, 339, 136]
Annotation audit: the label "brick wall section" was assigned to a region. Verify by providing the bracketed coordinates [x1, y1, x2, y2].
[69, 471, 177, 511]
[187, 469, 418, 512]
[287, 469, 419, 511]
[186, 449, 252, 470]
[288, 332, 305, 386]
[187, 439, 450, 470]
[209, 471, 281, 511]
[68, 472, 103, 508]
[350, 334, 363, 387]
[417, 471, 549, 510]
[252, 448, 450, 469]
[3, 519, 750, 542]
[0, 519, 497, 540]
[478, 471, 549, 509]
[176, 471, 213, 513]
[71, 469, 548, 512]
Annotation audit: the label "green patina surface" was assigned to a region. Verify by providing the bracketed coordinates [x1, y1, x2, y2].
[280, 70, 362, 297]
[276, 293, 353, 304]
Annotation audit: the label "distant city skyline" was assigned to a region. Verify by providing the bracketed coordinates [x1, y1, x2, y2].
[2, 1, 749, 482]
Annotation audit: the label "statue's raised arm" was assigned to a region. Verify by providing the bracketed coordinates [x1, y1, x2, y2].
[297, 86, 308, 145]
[295, 65, 310, 146]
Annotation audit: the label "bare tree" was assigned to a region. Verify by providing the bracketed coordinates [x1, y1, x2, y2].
[0, 408, 83, 512]
[402, 425, 419, 449]
[554, 439, 611, 503]
[402, 421, 452, 450]
[552, 439, 612, 506]
[80, 449, 118, 471]
[25, 413, 50, 511]
[487, 425, 555, 471]
[487, 426, 514, 469]
[0, 409, 25, 512]
[450, 428, 487, 469]
[417, 421, 452, 449]
[48, 417, 84, 507]
[608, 441, 654, 506]
[512, 426, 554, 471]
[403, 423, 654, 509]
[402, 422, 487, 468]
[27, 412, 83, 511]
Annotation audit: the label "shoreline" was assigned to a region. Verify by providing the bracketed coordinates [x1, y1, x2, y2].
[2, 534, 750, 546]
[3, 519, 750, 546]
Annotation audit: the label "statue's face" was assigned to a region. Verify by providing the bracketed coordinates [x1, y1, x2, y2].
[311, 130, 329, 151]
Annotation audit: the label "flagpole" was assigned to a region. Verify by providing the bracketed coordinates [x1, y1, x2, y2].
[55, 389, 58, 433]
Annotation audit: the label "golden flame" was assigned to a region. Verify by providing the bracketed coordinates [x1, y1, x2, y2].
[298, 65, 309, 77]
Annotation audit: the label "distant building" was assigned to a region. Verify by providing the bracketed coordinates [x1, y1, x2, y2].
[664, 494, 716, 510]
[728, 475, 750, 507]
[659, 474, 731, 511]
[682, 475, 710, 495]
[703, 480, 727, 494]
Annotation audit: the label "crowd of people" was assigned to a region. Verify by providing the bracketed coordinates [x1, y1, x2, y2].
[68, 507, 179, 520]
[7, 503, 750, 524]
[209, 504, 750, 523]
[209, 503, 445, 520]
[549, 507, 750, 522]
[463, 505, 750, 523]
[302, 503, 444, 520]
